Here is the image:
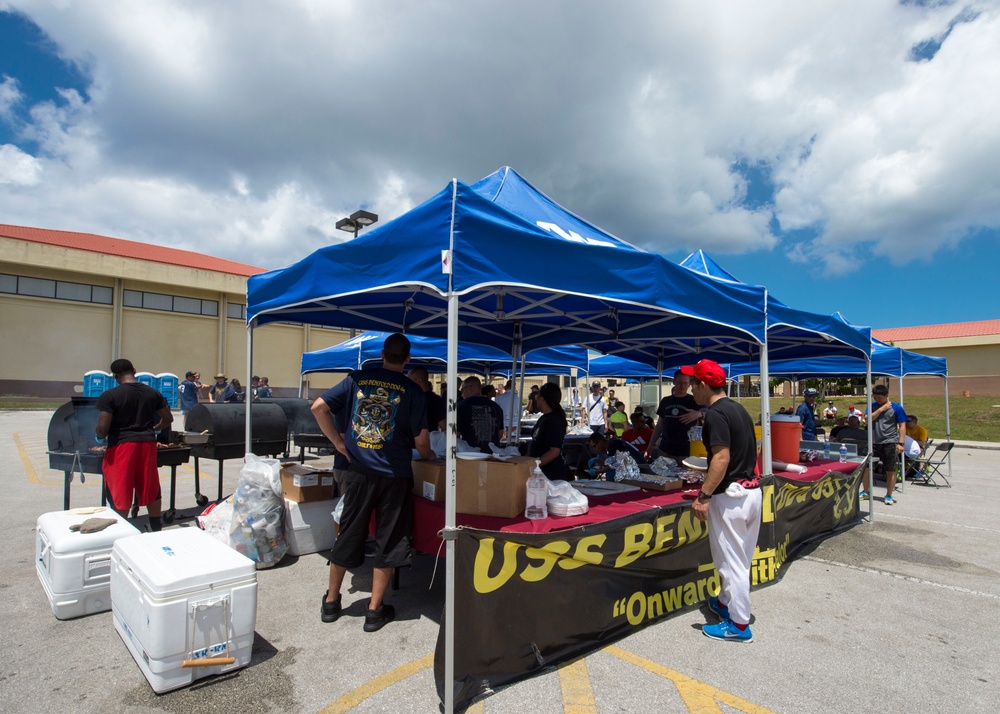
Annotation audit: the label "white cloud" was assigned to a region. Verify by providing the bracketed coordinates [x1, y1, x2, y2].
[0, 143, 41, 185]
[0, 0, 997, 272]
[0, 74, 21, 124]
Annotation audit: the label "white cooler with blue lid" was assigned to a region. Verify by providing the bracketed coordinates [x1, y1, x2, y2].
[36, 507, 141, 620]
[111, 527, 258, 693]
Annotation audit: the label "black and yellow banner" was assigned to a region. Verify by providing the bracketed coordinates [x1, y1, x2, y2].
[435, 465, 862, 709]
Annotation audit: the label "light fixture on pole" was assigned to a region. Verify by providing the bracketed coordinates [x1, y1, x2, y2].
[335, 209, 379, 239]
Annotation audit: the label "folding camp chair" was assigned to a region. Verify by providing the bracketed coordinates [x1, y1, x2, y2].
[910, 442, 953, 487]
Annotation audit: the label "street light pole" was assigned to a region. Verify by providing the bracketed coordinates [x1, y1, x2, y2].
[336, 209, 379, 337]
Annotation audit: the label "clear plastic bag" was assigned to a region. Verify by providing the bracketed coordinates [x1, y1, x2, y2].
[229, 454, 288, 569]
[546, 479, 589, 516]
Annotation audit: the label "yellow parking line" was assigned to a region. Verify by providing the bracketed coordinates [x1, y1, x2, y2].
[13, 432, 43, 485]
[559, 658, 599, 713]
[604, 645, 775, 714]
[318, 653, 433, 714]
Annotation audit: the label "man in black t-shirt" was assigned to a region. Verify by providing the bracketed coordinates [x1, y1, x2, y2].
[683, 359, 760, 644]
[456, 376, 505, 453]
[312, 333, 434, 633]
[95, 359, 173, 531]
[647, 370, 702, 463]
[407, 366, 446, 432]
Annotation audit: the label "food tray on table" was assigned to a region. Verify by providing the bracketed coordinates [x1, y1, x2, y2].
[619, 474, 685, 492]
[570, 479, 641, 496]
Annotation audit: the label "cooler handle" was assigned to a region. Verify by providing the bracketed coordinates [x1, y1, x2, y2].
[182, 657, 236, 668]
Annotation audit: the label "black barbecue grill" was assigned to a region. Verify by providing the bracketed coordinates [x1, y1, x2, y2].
[182, 403, 288, 505]
[259, 397, 332, 462]
[47, 397, 191, 514]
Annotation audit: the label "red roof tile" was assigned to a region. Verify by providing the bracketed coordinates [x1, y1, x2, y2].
[0, 224, 265, 277]
[874, 320, 1000, 342]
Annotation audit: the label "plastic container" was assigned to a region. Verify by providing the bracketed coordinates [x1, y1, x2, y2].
[770, 415, 803, 465]
[111, 528, 257, 693]
[36, 507, 141, 620]
[525, 460, 548, 520]
[839, 443, 848, 463]
[283, 498, 340, 555]
[83, 370, 111, 398]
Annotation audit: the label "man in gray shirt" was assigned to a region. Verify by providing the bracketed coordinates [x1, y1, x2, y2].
[860, 384, 907, 506]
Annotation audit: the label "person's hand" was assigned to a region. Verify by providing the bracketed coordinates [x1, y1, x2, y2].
[692, 499, 710, 522]
[679, 410, 701, 425]
[896, 444, 904, 453]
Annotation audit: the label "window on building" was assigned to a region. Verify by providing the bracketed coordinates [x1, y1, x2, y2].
[0, 273, 114, 305]
[227, 303, 246, 320]
[121, 287, 219, 316]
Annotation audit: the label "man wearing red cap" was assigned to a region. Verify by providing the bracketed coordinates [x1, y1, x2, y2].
[682, 359, 760, 643]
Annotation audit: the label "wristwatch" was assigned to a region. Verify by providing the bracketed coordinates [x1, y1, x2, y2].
[697, 491, 712, 502]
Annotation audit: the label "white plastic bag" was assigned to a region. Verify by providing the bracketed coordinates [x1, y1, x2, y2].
[197, 496, 234, 545]
[229, 453, 288, 568]
[546, 479, 589, 516]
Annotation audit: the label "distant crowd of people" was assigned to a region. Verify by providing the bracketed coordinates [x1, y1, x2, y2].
[178, 372, 273, 414]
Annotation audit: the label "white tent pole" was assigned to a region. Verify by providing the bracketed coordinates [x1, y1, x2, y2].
[245, 321, 254, 455]
[760, 326, 772, 476]
[944, 375, 952, 482]
[866, 362, 874, 523]
[443, 179, 459, 714]
[899, 374, 906, 494]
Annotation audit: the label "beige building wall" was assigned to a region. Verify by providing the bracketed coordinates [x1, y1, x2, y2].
[121, 308, 219, 377]
[1, 294, 114, 381]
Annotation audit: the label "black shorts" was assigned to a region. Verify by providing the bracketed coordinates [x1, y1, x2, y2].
[873, 442, 898, 473]
[331, 468, 413, 570]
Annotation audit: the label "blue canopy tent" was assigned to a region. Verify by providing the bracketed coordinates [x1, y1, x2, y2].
[246, 168, 784, 711]
[299, 331, 512, 376]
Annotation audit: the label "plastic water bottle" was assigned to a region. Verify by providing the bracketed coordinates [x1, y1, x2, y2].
[525, 460, 548, 520]
[823, 440, 831, 460]
[839, 443, 848, 463]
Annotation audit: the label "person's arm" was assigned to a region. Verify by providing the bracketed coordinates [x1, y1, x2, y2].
[646, 417, 665, 458]
[692, 444, 729, 522]
[896, 421, 906, 454]
[538, 446, 562, 468]
[96, 411, 112, 440]
[414, 429, 434, 460]
[679, 409, 701, 425]
[602, 402, 609, 432]
[311, 397, 349, 462]
[154, 405, 173, 432]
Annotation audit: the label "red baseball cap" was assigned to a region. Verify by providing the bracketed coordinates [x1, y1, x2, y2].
[680, 359, 727, 388]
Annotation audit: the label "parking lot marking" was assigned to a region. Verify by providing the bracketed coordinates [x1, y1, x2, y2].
[559, 658, 598, 713]
[879, 512, 1000, 534]
[803, 555, 1000, 600]
[13, 432, 43, 485]
[603, 645, 775, 714]
[318, 653, 433, 713]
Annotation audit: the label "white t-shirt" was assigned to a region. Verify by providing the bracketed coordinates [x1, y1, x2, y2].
[903, 436, 922, 459]
[584, 393, 606, 427]
[494, 390, 520, 428]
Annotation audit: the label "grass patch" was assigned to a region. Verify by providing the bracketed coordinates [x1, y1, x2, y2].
[728, 395, 999, 443]
[0, 396, 65, 410]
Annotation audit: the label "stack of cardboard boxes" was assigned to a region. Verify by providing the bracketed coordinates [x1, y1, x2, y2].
[411, 456, 535, 518]
[280, 464, 340, 555]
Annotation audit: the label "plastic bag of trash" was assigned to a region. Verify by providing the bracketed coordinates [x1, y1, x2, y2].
[229, 454, 288, 569]
[197, 496, 234, 545]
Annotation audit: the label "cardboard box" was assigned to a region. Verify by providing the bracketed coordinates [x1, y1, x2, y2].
[280, 463, 337, 503]
[411, 456, 536, 518]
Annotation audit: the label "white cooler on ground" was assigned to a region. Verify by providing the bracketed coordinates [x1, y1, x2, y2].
[283, 497, 339, 556]
[111, 527, 258, 693]
[36, 507, 141, 620]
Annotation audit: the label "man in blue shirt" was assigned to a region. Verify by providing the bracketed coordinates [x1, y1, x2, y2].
[311, 333, 434, 632]
[796, 388, 819, 440]
[178, 371, 201, 416]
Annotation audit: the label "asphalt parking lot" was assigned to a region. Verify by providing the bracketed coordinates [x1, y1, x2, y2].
[3, 408, 999, 713]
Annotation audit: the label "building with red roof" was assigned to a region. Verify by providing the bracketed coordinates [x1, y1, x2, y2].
[1, 224, 347, 398]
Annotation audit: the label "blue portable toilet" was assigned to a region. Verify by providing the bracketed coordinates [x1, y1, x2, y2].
[84, 370, 110, 397]
[157, 373, 179, 408]
[136, 371, 156, 390]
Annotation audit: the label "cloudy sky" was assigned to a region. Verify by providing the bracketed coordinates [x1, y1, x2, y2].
[1, 1, 998, 329]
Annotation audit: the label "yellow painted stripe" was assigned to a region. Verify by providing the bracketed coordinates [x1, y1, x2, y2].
[318, 653, 433, 714]
[604, 645, 775, 714]
[14, 432, 43, 485]
[559, 658, 599, 713]
[465, 701, 484, 714]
